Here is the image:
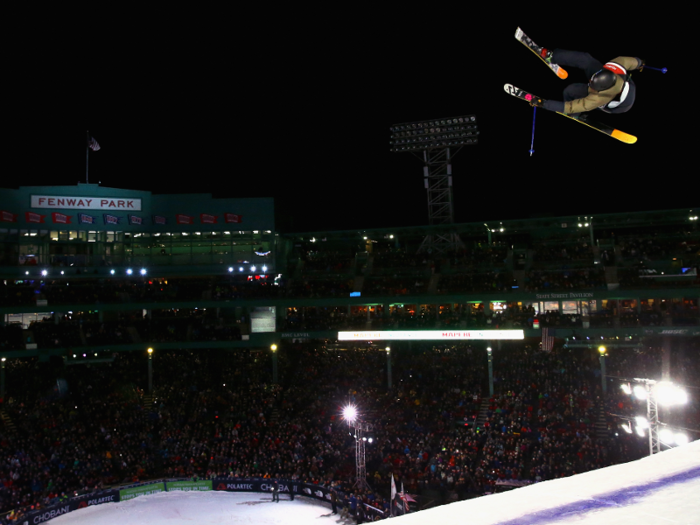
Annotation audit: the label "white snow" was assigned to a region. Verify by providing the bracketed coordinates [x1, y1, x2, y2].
[46, 440, 700, 524]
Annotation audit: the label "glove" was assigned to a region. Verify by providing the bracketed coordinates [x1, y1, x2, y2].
[528, 96, 545, 108]
[638, 59, 645, 71]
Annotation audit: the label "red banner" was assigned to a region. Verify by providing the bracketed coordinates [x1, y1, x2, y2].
[51, 212, 72, 224]
[1, 210, 18, 222]
[176, 214, 194, 225]
[25, 212, 46, 223]
[224, 213, 242, 223]
[200, 214, 218, 224]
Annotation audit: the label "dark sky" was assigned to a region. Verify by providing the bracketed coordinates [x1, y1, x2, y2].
[7, 13, 689, 234]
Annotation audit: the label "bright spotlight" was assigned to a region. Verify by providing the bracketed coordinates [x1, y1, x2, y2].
[251, 265, 256, 272]
[140, 268, 147, 275]
[598, 346, 606, 354]
[656, 382, 688, 406]
[620, 383, 632, 395]
[633, 385, 648, 400]
[634, 416, 649, 429]
[635, 426, 646, 438]
[41, 270, 48, 276]
[228, 267, 234, 272]
[343, 405, 358, 423]
[659, 428, 675, 444]
[675, 433, 689, 446]
[368, 438, 373, 444]
[110, 269, 115, 275]
[621, 422, 633, 434]
[126, 269, 133, 275]
[262, 265, 267, 272]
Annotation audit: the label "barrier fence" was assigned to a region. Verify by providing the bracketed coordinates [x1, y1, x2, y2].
[3, 478, 385, 524]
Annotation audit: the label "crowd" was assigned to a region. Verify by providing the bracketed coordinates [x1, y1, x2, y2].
[4, 335, 696, 522]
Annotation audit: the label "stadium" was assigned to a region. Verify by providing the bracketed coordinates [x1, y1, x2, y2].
[0, 182, 698, 524]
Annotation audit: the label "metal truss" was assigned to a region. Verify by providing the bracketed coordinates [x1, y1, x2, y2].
[414, 147, 465, 254]
[352, 421, 372, 491]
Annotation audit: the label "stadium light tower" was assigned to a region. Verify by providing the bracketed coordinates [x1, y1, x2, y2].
[619, 378, 689, 455]
[343, 404, 372, 491]
[390, 115, 479, 254]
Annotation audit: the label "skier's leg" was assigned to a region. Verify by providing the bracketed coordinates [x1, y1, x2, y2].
[551, 50, 603, 79]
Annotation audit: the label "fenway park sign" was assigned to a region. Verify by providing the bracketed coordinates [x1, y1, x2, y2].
[31, 195, 142, 211]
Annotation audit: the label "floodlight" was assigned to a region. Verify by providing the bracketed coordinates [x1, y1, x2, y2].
[343, 405, 358, 423]
[620, 383, 632, 395]
[148, 348, 153, 354]
[270, 344, 277, 352]
[228, 267, 233, 272]
[634, 416, 649, 429]
[635, 426, 646, 438]
[140, 268, 147, 275]
[368, 438, 373, 443]
[656, 382, 688, 406]
[239, 267, 244, 272]
[659, 428, 675, 444]
[41, 270, 48, 276]
[633, 385, 648, 400]
[598, 346, 606, 354]
[675, 433, 689, 446]
[126, 269, 133, 275]
[250, 266, 256, 272]
[621, 422, 632, 434]
[110, 269, 115, 275]
[389, 115, 479, 152]
[262, 265, 268, 272]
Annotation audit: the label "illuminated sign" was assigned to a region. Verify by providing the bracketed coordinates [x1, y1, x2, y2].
[337, 330, 524, 341]
[31, 195, 142, 211]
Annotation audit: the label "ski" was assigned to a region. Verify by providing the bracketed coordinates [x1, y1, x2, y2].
[504, 84, 638, 144]
[515, 27, 568, 80]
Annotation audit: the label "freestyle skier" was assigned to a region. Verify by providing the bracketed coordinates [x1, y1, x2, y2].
[528, 48, 645, 116]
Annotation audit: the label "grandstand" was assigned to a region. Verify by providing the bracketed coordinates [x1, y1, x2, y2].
[0, 183, 698, 522]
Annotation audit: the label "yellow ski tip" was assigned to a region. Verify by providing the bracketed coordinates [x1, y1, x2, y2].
[611, 129, 638, 144]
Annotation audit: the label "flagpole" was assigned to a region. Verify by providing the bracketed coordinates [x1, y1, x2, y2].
[86, 130, 90, 184]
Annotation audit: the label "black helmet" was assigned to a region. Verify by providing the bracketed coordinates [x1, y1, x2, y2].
[590, 69, 617, 92]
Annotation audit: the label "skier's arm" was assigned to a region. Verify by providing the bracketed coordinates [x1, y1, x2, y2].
[610, 56, 644, 71]
[542, 91, 615, 115]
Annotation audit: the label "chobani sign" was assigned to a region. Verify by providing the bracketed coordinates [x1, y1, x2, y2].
[31, 195, 142, 211]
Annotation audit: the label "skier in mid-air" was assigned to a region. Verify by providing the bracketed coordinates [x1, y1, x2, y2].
[527, 48, 645, 116]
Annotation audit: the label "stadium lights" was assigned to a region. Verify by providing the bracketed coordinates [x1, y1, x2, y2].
[140, 269, 147, 275]
[389, 115, 479, 152]
[126, 269, 133, 275]
[41, 270, 48, 276]
[343, 404, 358, 423]
[110, 269, 115, 275]
[228, 267, 233, 272]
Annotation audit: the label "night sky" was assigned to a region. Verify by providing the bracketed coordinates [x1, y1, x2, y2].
[7, 13, 689, 234]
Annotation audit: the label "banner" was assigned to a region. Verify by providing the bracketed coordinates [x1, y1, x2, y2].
[200, 214, 218, 224]
[103, 214, 121, 225]
[128, 215, 143, 225]
[166, 480, 212, 492]
[1, 210, 17, 222]
[338, 330, 525, 341]
[153, 215, 167, 225]
[51, 212, 72, 224]
[25, 212, 46, 223]
[78, 213, 97, 225]
[176, 214, 194, 225]
[224, 213, 242, 223]
[119, 482, 165, 501]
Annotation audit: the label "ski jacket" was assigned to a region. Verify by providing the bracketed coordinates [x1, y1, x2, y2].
[546, 56, 643, 114]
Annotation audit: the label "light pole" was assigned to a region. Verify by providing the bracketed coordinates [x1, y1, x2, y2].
[147, 348, 153, 392]
[386, 347, 392, 389]
[343, 405, 372, 491]
[620, 379, 689, 455]
[1, 357, 6, 400]
[487, 346, 494, 397]
[271, 344, 278, 384]
[598, 346, 607, 395]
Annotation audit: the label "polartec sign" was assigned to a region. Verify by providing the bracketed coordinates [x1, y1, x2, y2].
[31, 195, 142, 211]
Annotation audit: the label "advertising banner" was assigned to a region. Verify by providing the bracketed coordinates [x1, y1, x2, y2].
[119, 482, 165, 501]
[338, 330, 525, 341]
[166, 480, 212, 492]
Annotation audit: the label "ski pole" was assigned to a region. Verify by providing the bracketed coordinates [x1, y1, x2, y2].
[643, 65, 667, 73]
[529, 106, 537, 156]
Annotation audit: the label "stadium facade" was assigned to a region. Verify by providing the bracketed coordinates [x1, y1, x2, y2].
[0, 183, 698, 365]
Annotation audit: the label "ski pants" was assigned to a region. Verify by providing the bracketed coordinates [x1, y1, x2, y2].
[552, 49, 635, 114]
